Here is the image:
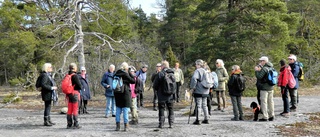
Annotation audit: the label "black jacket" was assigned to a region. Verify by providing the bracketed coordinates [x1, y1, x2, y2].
[68, 71, 82, 91]
[114, 69, 135, 108]
[153, 68, 174, 102]
[40, 72, 55, 101]
[227, 72, 243, 97]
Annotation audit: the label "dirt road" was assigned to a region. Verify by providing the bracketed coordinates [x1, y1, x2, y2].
[0, 95, 318, 137]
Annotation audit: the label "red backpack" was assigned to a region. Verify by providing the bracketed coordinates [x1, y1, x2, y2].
[61, 74, 75, 94]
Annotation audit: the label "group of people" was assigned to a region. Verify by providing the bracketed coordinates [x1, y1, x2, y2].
[255, 54, 300, 121]
[37, 53, 301, 130]
[38, 63, 91, 128]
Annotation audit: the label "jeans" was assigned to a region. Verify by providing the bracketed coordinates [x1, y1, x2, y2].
[260, 90, 274, 119]
[44, 100, 52, 116]
[106, 96, 116, 116]
[116, 107, 130, 123]
[216, 90, 226, 109]
[195, 97, 209, 120]
[130, 98, 138, 121]
[230, 96, 243, 118]
[281, 87, 290, 113]
[289, 88, 298, 109]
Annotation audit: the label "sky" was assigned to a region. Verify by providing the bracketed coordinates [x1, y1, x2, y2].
[130, 0, 162, 16]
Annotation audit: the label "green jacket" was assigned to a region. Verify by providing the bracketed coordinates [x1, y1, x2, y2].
[215, 67, 229, 91]
[255, 62, 274, 91]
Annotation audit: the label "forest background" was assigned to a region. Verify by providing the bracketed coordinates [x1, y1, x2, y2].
[1, 0, 319, 97]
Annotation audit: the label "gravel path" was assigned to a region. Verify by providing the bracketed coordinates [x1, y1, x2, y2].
[0, 95, 318, 137]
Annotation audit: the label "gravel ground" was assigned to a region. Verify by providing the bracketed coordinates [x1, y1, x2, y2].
[0, 95, 319, 137]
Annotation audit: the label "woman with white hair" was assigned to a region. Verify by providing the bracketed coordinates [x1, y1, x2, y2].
[38, 63, 57, 126]
[114, 62, 136, 131]
[214, 59, 229, 112]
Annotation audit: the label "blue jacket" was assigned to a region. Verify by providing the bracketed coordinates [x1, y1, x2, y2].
[101, 71, 115, 97]
[136, 70, 147, 85]
[289, 62, 300, 89]
[78, 73, 91, 100]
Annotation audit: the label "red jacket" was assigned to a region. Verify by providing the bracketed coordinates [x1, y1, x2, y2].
[278, 65, 291, 87]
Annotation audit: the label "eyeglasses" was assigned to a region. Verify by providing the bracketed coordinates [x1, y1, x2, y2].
[289, 59, 293, 60]
[216, 63, 219, 64]
[156, 66, 161, 67]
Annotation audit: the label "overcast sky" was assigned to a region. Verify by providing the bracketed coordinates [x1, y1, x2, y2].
[130, 0, 162, 16]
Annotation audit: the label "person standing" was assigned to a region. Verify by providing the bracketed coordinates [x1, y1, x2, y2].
[278, 59, 291, 116]
[288, 54, 300, 112]
[136, 64, 148, 107]
[151, 63, 162, 111]
[114, 62, 135, 131]
[101, 64, 116, 118]
[173, 62, 184, 103]
[228, 65, 244, 121]
[78, 67, 91, 114]
[190, 59, 210, 125]
[255, 56, 275, 121]
[129, 66, 141, 125]
[39, 63, 57, 126]
[153, 60, 175, 128]
[214, 59, 229, 112]
[66, 63, 83, 129]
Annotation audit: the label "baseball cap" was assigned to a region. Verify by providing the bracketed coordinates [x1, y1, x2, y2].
[259, 56, 269, 62]
[156, 63, 162, 67]
[80, 67, 86, 71]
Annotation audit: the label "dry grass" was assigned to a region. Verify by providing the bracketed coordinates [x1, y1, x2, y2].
[277, 112, 320, 136]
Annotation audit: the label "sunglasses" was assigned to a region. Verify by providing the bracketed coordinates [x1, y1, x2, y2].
[289, 59, 293, 60]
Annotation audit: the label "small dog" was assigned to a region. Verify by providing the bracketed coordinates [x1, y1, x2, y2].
[250, 102, 260, 121]
[184, 90, 191, 101]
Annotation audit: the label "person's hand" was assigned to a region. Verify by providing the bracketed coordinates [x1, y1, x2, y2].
[254, 65, 261, 71]
[52, 86, 57, 90]
[106, 85, 110, 88]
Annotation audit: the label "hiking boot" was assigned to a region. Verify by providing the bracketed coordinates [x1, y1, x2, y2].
[239, 117, 244, 121]
[280, 112, 290, 117]
[44, 116, 52, 126]
[115, 122, 120, 131]
[112, 115, 116, 117]
[231, 117, 239, 121]
[290, 107, 297, 112]
[66, 115, 73, 129]
[48, 116, 55, 125]
[129, 120, 138, 125]
[153, 107, 157, 111]
[73, 115, 81, 129]
[193, 120, 201, 125]
[124, 123, 129, 131]
[202, 120, 209, 124]
[259, 118, 268, 122]
[268, 117, 274, 121]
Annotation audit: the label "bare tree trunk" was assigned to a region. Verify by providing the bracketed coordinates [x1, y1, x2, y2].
[75, 0, 85, 68]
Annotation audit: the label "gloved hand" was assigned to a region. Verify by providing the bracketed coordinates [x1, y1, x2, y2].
[67, 94, 78, 103]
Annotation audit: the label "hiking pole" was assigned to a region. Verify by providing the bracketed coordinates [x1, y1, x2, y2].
[188, 93, 193, 124]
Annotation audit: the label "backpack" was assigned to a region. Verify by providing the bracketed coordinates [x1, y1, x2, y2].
[112, 75, 123, 93]
[235, 74, 246, 92]
[161, 69, 176, 95]
[297, 62, 304, 81]
[200, 69, 214, 89]
[266, 67, 278, 86]
[287, 68, 296, 88]
[134, 78, 144, 94]
[61, 74, 75, 94]
[211, 71, 219, 89]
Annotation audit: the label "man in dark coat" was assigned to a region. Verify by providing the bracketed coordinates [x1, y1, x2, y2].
[39, 63, 57, 126]
[78, 67, 91, 114]
[114, 62, 136, 131]
[153, 60, 175, 128]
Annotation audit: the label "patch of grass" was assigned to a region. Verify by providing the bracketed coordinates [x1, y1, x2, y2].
[2, 92, 22, 103]
[277, 112, 320, 136]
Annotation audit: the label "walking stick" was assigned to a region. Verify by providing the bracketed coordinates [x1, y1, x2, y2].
[188, 95, 193, 124]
